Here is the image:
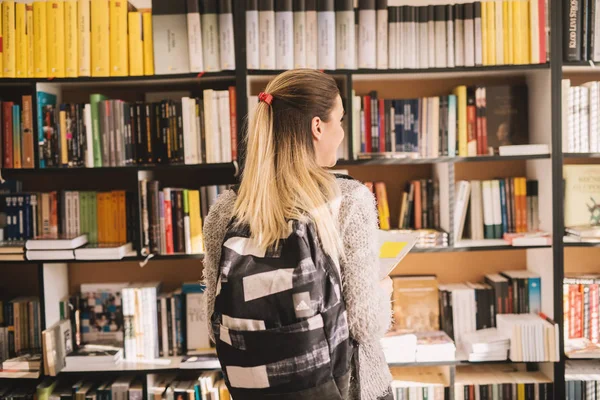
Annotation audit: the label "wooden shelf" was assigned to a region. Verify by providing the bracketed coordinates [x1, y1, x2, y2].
[338, 154, 550, 166]
[0, 253, 205, 264]
[0, 71, 236, 86]
[563, 153, 600, 159]
[3, 162, 238, 174]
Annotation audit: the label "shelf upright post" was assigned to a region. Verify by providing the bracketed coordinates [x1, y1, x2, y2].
[234, 0, 249, 177]
[550, 0, 565, 396]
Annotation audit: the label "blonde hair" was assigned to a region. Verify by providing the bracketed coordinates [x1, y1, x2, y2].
[234, 69, 343, 260]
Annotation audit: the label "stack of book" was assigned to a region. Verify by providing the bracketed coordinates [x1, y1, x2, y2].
[0, 297, 42, 361]
[71, 378, 144, 400]
[564, 275, 600, 351]
[563, 1, 600, 62]
[461, 328, 510, 362]
[0, 0, 235, 79]
[565, 225, 600, 243]
[454, 178, 540, 242]
[353, 85, 529, 159]
[455, 364, 553, 400]
[38, 88, 237, 169]
[415, 331, 456, 363]
[1, 96, 35, 169]
[25, 234, 88, 260]
[0, 241, 26, 261]
[247, 0, 548, 70]
[381, 331, 418, 364]
[496, 313, 559, 362]
[150, 372, 230, 400]
[139, 182, 207, 256]
[389, 367, 448, 400]
[0, 354, 41, 375]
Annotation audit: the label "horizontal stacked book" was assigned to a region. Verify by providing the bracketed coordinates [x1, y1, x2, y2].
[0, 297, 41, 364]
[38, 88, 237, 168]
[454, 178, 540, 242]
[0, 0, 235, 78]
[247, 0, 548, 70]
[353, 85, 529, 159]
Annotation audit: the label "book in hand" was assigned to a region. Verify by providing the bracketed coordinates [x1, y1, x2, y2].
[378, 230, 418, 278]
[65, 344, 123, 369]
[74, 243, 135, 260]
[25, 234, 88, 250]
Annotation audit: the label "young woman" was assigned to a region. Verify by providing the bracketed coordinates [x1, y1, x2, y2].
[203, 69, 393, 400]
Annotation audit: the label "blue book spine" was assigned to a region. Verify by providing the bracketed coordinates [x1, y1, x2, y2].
[36, 92, 57, 168]
[175, 292, 184, 355]
[5, 196, 13, 241]
[448, 94, 457, 156]
[412, 99, 420, 153]
[395, 100, 405, 152]
[499, 180, 508, 235]
[529, 277, 541, 314]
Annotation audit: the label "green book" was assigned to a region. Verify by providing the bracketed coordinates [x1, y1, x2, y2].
[90, 94, 108, 167]
[79, 192, 87, 242]
[36, 379, 58, 400]
[90, 192, 98, 244]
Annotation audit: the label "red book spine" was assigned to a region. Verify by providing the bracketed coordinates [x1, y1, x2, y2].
[364, 96, 371, 153]
[50, 191, 58, 237]
[575, 287, 583, 338]
[507, 284, 513, 314]
[164, 191, 174, 254]
[3, 102, 13, 168]
[228, 86, 237, 161]
[378, 99, 385, 152]
[591, 284, 599, 343]
[467, 103, 476, 155]
[538, 0, 546, 63]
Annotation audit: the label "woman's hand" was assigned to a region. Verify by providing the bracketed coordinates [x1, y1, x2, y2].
[379, 276, 394, 299]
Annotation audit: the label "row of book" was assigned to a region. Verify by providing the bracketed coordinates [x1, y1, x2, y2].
[0, 0, 235, 79]
[564, 275, 600, 345]
[352, 85, 529, 159]
[382, 330, 456, 364]
[38, 88, 237, 169]
[455, 365, 553, 400]
[389, 366, 449, 400]
[246, 0, 548, 71]
[0, 97, 35, 169]
[0, 297, 41, 363]
[454, 178, 540, 241]
[563, 0, 600, 62]
[562, 80, 600, 154]
[565, 360, 600, 400]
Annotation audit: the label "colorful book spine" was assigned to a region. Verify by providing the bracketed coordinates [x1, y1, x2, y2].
[33, 0, 47, 77]
[15, 0, 28, 77]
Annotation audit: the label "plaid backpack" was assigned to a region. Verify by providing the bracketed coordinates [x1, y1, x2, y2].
[211, 214, 355, 399]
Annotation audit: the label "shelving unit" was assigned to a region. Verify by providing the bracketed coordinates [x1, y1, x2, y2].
[0, 0, 592, 399]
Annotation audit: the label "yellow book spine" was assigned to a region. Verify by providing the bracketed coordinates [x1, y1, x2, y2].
[188, 190, 203, 253]
[481, 2, 488, 66]
[47, 0, 65, 77]
[109, 0, 127, 76]
[507, 0, 514, 64]
[26, 3, 33, 77]
[64, 0, 77, 76]
[487, 2, 496, 65]
[512, 0, 523, 64]
[522, 0, 530, 64]
[453, 86, 468, 157]
[3, 0, 16, 77]
[90, 0, 109, 76]
[15, 1, 27, 77]
[0, 0, 3, 77]
[59, 108, 67, 164]
[118, 191, 125, 243]
[78, 0, 90, 76]
[503, 1, 510, 64]
[128, 11, 143, 76]
[142, 10, 153, 75]
[33, 0, 47, 77]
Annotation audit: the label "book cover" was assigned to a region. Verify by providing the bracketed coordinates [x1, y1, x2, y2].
[80, 283, 128, 345]
[391, 276, 439, 333]
[485, 85, 529, 151]
[218, 0, 235, 70]
[128, 12, 144, 76]
[109, 0, 129, 76]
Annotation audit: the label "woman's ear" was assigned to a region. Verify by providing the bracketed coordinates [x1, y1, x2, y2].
[311, 116, 323, 141]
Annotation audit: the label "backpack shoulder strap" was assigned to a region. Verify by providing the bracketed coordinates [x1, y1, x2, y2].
[333, 172, 356, 182]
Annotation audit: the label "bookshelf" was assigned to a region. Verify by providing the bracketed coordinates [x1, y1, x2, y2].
[0, 0, 593, 399]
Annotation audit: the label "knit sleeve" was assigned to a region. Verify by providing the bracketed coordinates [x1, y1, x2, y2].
[338, 181, 393, 344]
[202, 189, 237, 341]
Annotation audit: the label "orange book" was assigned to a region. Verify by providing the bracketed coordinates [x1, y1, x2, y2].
[110, 191, 118, 243]
[117, 190, 126, 243]
[413, 180, 422, 230]
[375, 182, 390, 230]
[21, 95, 34, 168]
[50, 191, 58, 236]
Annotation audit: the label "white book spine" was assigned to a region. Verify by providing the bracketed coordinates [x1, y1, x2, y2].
[495, 1, 503, 65]
[427, 8, 435, 68]
[259, 10, 276, 69]
[84, 104, 93, 168]
[358, 9, 377, 68]
[203, 90, 215, 163]
[464, 10, 474, 66]
[182, 97, 192, 164]
[470, 181, 483, 240]
[184, 214, 192, 254]
[376, 8, 388, 69]
[454, 7, 464, 67]
[160, 297, 168, 357]
[430, 97, 440, 157]
[574, 87, 581, 152]
[246, 10, 260, 69]
[474, 8, 482, 66]
[78, 0, 91, 76]
[446, 7, 454, 68]
[419, 10, 428, 68]
[219, 91, 232, 163]
[581, 87, 590, 153]
[317, 10, 335, 69]
[275, 10, 294, 69]
[187, 12, 204, 72]
[482, 180, 494, 238]
[388, 12, 397, 69]
[294, 10, 307, 68]
[201, 13, 221, 72]
[353, 94, 361, 158]
[529, 0, 540, 64]
[219, 12, 235, 70]
[589, 83, 599, 153]
[396, 10, 403, 69]
[434, 10, 446, 68]
[491, 180, 502, 237]
[453, 180, 471, 240]
[408, 11, 417, 68]
[195, 101, 203, 163]
[568, 85, 575, 152]
[74, 192, 80, 236]
[336, 10, 356, 69]
[305, 10, 318, 68]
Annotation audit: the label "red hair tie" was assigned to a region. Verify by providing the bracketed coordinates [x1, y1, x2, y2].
[258, 92, 273, 105]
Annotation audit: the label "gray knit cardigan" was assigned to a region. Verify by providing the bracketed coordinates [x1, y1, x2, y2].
[202, 177, 393, 400]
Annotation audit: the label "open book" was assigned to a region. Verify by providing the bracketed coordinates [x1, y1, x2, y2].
[378, 230, 418, 279]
